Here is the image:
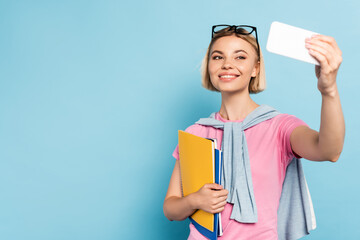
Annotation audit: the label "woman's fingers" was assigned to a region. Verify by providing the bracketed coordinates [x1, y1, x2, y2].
[197, 183, 228, 214]
[308, 47, 329, 70]
[212, 194, 228, 204]
[209, 189, 228, 213]
[210, 197, 228, 213]
[306, 39, 332, 59]
[306, 35, 342, 74]
[307, 39, 341, 69]
[211, 206, 225, 214]
[213, 195, 228, 206]
[312, 35, 342, 56]
[205, 183, 223, 190]
[215, 189, 229, 197]
[218, 195, 228, 203]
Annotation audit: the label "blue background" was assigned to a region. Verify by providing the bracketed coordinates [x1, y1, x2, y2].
[0, 0, 359, 239]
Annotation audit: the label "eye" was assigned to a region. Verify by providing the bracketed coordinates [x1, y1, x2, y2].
[212, 55, 222, 60]
[236, 56, 246, 60]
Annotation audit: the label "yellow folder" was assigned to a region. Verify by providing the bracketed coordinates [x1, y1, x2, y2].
[178, 130, 216, 232]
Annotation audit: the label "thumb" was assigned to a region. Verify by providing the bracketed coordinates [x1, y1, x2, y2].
[205, 183, 223, 190]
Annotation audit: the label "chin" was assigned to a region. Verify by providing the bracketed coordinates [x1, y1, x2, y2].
[216, 84, 248, 94]
[219, 89, 245, 95]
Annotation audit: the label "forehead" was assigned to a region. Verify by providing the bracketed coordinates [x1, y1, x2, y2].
[210, 35, 253, 53]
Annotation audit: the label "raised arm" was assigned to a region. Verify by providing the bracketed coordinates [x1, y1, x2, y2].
[290, 35, 345, 162]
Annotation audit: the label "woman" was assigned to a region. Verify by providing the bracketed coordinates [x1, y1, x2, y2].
[163, 25, 344, 240]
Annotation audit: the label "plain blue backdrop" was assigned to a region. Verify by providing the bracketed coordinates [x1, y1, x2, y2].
[0, 0, 359, 239]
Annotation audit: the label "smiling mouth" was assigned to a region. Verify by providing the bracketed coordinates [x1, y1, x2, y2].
[219, 75, 239, 81]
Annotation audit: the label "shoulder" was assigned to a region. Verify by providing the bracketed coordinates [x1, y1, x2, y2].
[269, 113, 308, 129]
[184, 112, 218, 133]
[184, 123, 208, 136]
[254, 113, 309, 141]
[184, 115, 220, 138]
[282, 113, 308, 127]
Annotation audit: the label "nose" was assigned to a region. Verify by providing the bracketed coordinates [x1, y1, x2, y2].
[221, 58, 234, 69]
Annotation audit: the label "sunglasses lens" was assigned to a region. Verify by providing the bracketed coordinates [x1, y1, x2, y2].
[213, 26, 255, 36]
[213, 25, 232, 34]
[235, 26, 255, 35]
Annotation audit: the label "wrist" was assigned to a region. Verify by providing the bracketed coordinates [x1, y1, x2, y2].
[187, 192, 199, 211]
[319, 85, 339, 98]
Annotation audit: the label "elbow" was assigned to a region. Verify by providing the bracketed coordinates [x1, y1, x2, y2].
[163, 196, 189, 222]
[328, 155, 340, 163]
[329, 143, 344, 163]
[327, 152, 342, 163]
[163, 201, 173, 221]
[320, 143, 344, 163]
[163, 212, 175, 222]
[163, 197, 179, 222]
[163, 210, 172, 221]
[163, 206, 186, 221]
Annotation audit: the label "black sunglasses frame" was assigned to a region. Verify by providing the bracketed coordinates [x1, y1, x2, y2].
[211, 25, 260, 59]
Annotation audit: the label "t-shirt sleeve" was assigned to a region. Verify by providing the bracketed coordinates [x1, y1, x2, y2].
[172, 145, 180, 161]
[172, 124, 201, 161]
[277, 114, 309, 166]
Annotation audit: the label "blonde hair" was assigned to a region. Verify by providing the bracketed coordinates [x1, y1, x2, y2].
[201, 27, 266, 93]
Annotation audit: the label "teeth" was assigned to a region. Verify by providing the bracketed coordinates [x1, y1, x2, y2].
[220, 75, 238, 78]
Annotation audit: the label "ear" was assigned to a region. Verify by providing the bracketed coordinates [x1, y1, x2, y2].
[251, 61, 260, 77]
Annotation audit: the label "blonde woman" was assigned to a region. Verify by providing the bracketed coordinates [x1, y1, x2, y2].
[163, 25, 344, 240]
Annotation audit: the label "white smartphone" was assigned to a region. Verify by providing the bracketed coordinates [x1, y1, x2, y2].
[266, 21, 320, 65]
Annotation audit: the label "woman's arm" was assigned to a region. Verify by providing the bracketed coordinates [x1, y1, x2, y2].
[163, 159, 228, 221]
[163, 159, 197, 221]
[290, 35, 345, 162]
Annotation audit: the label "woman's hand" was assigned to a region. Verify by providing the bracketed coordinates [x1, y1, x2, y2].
[305, 35, 343, 96]
[192, 183, 228, 214]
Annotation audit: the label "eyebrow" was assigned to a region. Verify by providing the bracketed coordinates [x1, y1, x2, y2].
[211, 49, 248, 55]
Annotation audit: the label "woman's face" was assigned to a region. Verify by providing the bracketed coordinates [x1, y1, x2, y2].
[208, 35, 259, 94]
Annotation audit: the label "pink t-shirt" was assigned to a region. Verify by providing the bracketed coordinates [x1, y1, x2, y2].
[172, 112, 308, 240]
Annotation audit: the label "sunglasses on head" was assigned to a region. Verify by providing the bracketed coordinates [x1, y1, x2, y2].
[211, 25, 260, 59]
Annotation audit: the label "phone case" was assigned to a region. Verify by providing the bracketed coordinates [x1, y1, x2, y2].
[266, 21, 320, 65]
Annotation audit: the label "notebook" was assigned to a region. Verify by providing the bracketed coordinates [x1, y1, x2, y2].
[178, 130, 223, 239]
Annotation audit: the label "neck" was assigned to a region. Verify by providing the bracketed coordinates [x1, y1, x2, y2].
[219, 90, 259, 121]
